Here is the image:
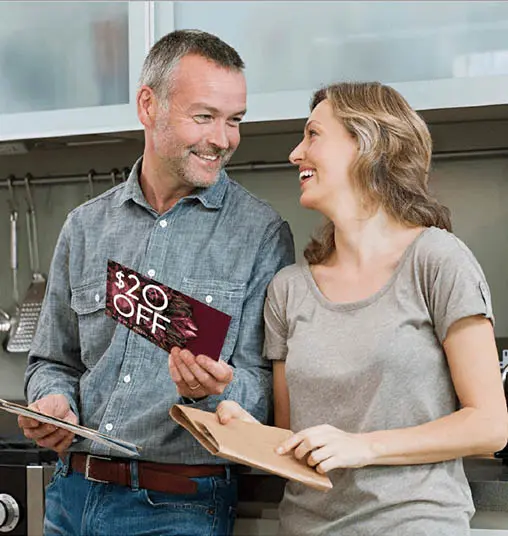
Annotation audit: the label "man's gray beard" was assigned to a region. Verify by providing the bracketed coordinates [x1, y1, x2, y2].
[177, 151, 233, 188]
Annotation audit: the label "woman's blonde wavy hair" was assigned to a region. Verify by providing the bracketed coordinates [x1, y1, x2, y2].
[303, 82, 451, 265]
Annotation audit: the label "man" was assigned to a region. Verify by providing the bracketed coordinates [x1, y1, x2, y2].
[18, 30, 294, 536]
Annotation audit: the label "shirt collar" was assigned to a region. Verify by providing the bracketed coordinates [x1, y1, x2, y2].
[186, 169, 228, 209]
[115, 157, 228, 211]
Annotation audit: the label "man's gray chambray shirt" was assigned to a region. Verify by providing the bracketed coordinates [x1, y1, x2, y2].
[24, 158, 295, 464]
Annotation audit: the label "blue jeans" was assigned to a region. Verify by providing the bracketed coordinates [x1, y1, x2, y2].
[44, 458, 238, 536]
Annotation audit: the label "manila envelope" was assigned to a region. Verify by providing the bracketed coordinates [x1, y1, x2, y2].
[170, 405, 332, 492]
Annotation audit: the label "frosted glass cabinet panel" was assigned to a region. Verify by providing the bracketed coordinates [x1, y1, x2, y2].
[0, 2, 148, 141]
[155, 1, 508, 121]
[0, 2, 129, 113]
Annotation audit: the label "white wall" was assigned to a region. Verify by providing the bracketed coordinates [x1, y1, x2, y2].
[232, 156, 508, 335]
[0, 126, 507, 398]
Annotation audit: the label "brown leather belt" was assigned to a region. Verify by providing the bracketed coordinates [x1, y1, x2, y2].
[71, 453, 226, 494]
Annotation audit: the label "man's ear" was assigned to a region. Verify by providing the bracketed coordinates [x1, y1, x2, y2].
[137, 86, 157, 128]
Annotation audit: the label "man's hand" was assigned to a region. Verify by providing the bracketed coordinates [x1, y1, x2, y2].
[169, 347, 233, 399]
[17, 394, 78, 454]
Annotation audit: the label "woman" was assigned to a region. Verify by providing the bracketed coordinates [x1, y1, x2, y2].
[217, 82, 508, 535]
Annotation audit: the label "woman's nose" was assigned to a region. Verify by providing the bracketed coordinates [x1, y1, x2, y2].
[289, 140, 304, 164]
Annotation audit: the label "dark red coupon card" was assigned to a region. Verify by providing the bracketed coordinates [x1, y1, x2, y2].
[105, 260, 231, 360]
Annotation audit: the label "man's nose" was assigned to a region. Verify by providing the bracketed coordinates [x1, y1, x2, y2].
[208, 121, 229, 150]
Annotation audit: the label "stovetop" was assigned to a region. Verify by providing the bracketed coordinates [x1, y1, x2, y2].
[0, 435, 58, 465]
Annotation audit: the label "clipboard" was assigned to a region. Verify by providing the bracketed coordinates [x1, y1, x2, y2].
[0, 398, 141, 458]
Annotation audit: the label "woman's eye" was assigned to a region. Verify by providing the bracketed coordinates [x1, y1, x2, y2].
[308, 129, 318, 137]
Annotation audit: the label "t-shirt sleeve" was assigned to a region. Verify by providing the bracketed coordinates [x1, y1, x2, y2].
[263, 275, 289, 361]
[429, 236, 494, 344]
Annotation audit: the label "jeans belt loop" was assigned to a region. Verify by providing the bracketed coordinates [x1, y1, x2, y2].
[225, 465, 231, 484]
[58, 453, 71, 477]
[130, 459, 140, 491]
[84, 454, 111, 484]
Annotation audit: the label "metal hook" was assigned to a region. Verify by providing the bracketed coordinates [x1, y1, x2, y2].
[87, 170, 95, 200]
[6, 175, 16, 212]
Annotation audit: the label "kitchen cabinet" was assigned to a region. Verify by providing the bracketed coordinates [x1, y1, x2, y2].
[232, 516, 508, 535]
[232, 471, 508, 535]
[155, 1, 508, 123]
[3, 1, 508, 142]
[0, 1, 151, 141]
[234, 519, 279, 536]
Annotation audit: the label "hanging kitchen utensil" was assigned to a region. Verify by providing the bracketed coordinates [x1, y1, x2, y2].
[0, 309, 9, 333]
[3, 176, 20, 349]
[0, 177, 17, 336]
[86, 169, 95, 201]
[6, 175, 47, 353]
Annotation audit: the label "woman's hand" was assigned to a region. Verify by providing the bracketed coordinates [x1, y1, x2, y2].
[216, 401, 259, 425]
[276, 424, 376, 473]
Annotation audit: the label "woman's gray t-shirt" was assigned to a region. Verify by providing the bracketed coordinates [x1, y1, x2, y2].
[265, 227, 494, 536]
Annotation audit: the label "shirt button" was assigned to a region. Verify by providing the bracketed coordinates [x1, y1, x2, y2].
[147, 269, 155, 278]
[105, 423, 113, 432]
[205, 295, 213, 304]
[159, 220, 168, 228]
[94, 293, 100, 303]
[123, 374, 131, 383]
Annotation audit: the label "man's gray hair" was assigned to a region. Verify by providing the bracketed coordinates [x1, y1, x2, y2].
[138, 29, 245, 100]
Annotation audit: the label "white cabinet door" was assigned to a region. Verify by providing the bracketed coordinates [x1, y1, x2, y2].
[155, 1, 508, 122]
[0, 1, 149, 141]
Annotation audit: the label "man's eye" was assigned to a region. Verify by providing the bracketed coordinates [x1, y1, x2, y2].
[227, 117, 243, 126]
[195, 114, 213, 122]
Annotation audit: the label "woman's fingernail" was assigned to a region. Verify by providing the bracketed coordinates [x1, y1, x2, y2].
[276, 447, 283, 454]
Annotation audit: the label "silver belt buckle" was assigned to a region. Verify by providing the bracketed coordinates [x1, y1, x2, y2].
[84, 454, 111, 484]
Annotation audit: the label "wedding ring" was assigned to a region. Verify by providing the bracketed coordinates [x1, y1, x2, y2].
[189, 383, 200, 391]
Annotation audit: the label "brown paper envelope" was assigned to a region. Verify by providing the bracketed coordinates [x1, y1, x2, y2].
[170, 405, 332, 492]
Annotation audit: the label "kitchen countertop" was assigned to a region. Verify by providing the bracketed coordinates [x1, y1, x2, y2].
[235, 458, 508, 525]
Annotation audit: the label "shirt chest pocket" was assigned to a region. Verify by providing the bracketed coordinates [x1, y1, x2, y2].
[179, 278, 246, 361]
[70, 280, 116, 368]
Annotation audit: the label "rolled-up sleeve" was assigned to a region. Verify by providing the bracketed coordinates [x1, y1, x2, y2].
[24, 217, 84, 417]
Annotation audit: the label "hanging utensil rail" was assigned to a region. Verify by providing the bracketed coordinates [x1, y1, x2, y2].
[0, 147, 508, 189]
[0, 167, 131, 189]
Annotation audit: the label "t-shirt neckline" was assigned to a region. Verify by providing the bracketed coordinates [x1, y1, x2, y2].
[302, 227, 436, 312]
